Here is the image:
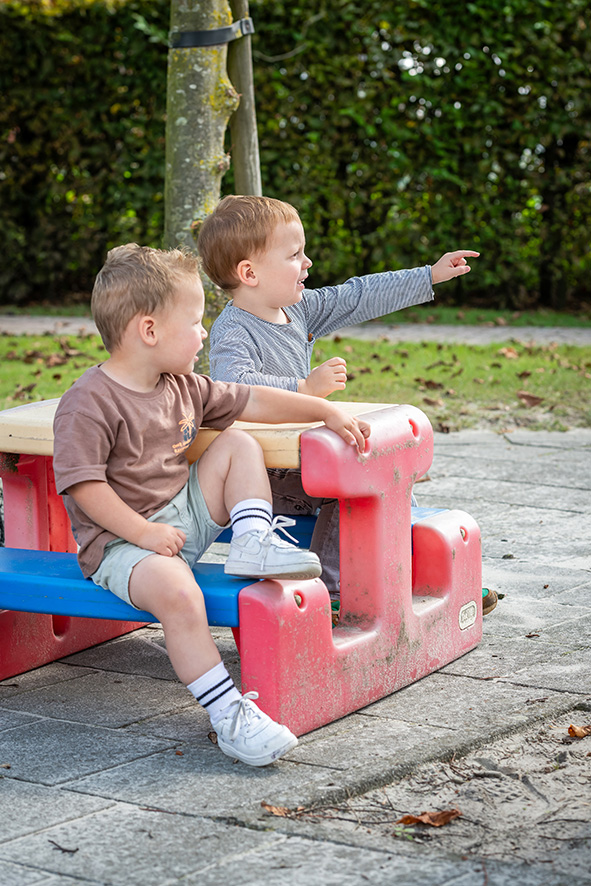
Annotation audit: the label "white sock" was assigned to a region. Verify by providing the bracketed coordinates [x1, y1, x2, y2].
[187, 662, 242, 726]
[230, 498, 272, 538]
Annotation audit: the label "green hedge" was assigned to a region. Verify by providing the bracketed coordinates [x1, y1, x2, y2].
[1, 0, 168, 303]
[2, 0, 590, 308]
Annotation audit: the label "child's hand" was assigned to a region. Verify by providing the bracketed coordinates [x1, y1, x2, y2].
[299, 357, 347, 398]
[324, 409, 371, 453]
[137, 521, 187, 557]
[431, 250, 480, 284]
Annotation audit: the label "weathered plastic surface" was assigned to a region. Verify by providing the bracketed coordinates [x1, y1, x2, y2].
[237, 405, 482, 736]
[0, 454, 142, 680]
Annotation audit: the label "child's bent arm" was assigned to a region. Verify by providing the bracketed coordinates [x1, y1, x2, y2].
[67, 480, 186, 557]
[240, 386, 370, 452]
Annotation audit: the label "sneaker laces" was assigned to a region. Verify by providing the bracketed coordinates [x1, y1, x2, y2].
[260, 515, 299, 548]
[228, 690, 261, 740]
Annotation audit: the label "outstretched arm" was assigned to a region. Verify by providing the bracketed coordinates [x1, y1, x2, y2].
[431, 250, 480, 284]
[240, 386, 371, 453]
[67, 480, 186, 557]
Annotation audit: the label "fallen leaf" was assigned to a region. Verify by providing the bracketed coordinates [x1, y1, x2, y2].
[525, 632, 540, 638]
[495, 316, 508, 326]
[46, 353, 68, 368]
[517, 390, 544, 407]
[498, 347, 519, 359]
[568, 724, 591, 739]
[261, 801, 304, 817]
[517, 370, 531, 379]
[423, 397, 444, 407]
[396, 808, 462, 828]
[207, 731, 218, 745]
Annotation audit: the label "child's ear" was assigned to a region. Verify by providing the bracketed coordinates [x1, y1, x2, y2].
[138, 315, 158, 347]
[236, 259, 258, 287]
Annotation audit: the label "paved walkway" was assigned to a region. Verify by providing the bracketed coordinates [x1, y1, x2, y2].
[1, 427, 590, 884]
[1, 314, 591, 345]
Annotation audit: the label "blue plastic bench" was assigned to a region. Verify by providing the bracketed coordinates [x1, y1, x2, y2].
[0, 510, 443, 627]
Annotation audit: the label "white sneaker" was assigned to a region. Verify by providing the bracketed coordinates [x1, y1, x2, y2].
[213, 691, 298, 766]
[224, 516, 322, 580]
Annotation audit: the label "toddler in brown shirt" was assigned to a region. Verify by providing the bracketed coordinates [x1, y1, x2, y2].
[53, 243, 370, 767]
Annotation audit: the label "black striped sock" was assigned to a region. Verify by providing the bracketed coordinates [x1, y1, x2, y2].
[230, 498, 273, 538]
[187, 662, 242, 725]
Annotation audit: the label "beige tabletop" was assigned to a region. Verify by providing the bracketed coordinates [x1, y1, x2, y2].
[0, 399, 392, 469]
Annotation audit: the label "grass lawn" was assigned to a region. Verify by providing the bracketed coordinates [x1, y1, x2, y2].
[316, 337, 591, 432]
[1, 331, 590, 432]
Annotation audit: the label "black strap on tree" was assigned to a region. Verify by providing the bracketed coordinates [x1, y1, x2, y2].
[170, 17, 254, 49]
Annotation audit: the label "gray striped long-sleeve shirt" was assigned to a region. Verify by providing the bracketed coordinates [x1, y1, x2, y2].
[209, 266, 434, 391]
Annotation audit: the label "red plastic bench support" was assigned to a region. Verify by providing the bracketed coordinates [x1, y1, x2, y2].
[237, 405, 482, 736]
[0, 453, 144, 680]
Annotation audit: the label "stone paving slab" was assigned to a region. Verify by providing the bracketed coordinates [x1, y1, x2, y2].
[0, 780, 113, 843]
[0, 670, 193, 729]
[0, 664, 94, 700]
[0, 719, 175, 786]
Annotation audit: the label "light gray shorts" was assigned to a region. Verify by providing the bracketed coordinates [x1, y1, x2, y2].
[90, 461, 227, 609]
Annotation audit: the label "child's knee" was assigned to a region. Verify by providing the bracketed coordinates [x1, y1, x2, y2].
[218, 427, 264, 459]
[159, 578, 207, 621]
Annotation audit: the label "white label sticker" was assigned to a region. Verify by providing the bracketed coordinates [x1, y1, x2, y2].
[459, 600, 478, 630]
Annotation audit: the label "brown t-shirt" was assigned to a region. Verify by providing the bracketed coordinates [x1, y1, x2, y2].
[53, 365, 250, 577]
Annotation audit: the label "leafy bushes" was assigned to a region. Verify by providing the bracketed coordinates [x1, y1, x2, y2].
[1, 0, 168, 303]
[1, 0, 590, 308]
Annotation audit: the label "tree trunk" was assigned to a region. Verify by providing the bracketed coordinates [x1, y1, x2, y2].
[164, 0, 240, 344]
[228, 0, 262, 196]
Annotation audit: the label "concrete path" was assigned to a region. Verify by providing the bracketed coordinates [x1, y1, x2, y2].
[2, 314, 591, 346]
[1, 428, 590, 884]
[334, 321, 591, 347]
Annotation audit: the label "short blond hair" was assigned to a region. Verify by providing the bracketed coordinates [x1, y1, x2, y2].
[91, 243, 200, 352]
[198, 195, 300, 292]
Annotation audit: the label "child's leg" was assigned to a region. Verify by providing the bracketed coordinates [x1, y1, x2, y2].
[128, 552, 298, 766]
[197, 429, 321, 580]
[128, 553, 220, 685]
[268, 468, 340, 597]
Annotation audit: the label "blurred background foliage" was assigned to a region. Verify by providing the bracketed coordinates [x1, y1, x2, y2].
[1, 0, 590, 309]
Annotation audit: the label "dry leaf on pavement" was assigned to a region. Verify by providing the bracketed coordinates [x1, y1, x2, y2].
[396, 808, 462, 827]
[568, 724, 591, 739]
[261, 801, 304, 817]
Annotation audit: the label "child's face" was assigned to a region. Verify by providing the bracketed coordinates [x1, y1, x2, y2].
[251, 220, 312, 308]
[157, 278, 207, 375]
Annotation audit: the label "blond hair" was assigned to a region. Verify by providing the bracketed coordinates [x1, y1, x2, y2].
[91, 243, 200, 352]
[198, 195, 300, 291]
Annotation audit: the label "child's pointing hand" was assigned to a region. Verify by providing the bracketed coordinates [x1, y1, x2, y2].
[431, 250, 480, 284]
